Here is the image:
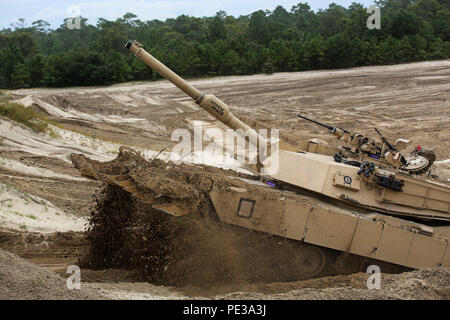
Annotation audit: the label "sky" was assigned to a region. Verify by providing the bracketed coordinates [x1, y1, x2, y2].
[0, 0, 377, 29]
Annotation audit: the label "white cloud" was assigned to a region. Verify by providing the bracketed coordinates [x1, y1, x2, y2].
[31, 7, 66, 21]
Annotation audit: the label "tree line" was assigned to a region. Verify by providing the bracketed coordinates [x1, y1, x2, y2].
[0, 0, 449, 89]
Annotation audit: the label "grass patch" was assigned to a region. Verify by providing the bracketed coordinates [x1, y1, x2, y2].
[0, 199, 12, 207]
[0, 93, 145, 150]
[0, 98, 48, 133]
[11, 211, 36, 220]
[49, 129, 62, 139]
[12, 211, 24, 217]
[34, 114, 63, 128]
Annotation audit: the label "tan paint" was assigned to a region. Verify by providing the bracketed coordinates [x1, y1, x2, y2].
[263, 150, 450, 221]
[209, 187, 450, 269]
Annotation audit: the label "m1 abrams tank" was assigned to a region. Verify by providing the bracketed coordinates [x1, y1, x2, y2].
[71, 40, 450, 283]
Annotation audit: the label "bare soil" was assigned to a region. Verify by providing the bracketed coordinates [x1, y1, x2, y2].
[216, 268, 450, 300]
[0, 248, 100, 300]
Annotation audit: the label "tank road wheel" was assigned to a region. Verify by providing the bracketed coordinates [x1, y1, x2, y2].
[298, 245, 327, 277]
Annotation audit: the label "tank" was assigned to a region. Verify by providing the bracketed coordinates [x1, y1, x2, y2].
[70, 40, 450, 281]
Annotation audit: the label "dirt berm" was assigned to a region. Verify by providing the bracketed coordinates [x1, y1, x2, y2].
[217, 268, 450, 299]
[0, 248, 101, 300]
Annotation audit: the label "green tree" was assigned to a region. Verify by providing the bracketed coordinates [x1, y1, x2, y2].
[11, 63, 31, 88]
[0, 1, 449, 89]
[317, 3, 348, 38]
[384, 9, 422, 38]
[249, 10, 270, 44]
[428, 37, 450, 58]
[220, 49, 240, 74]
[208, 11, 227, 42]
[301, 36, 327, 69]
[268, 39, 294, 71]
[28, 53, 45, 87]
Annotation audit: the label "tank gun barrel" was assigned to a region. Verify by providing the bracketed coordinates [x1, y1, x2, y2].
[297, 114, 334, 132]
[125, 40, 267, 149]
[297, 114, 351, 135]
[126, 41, 202, 100]
[375, 127, 409, 166]
[375, 127, 396, 151]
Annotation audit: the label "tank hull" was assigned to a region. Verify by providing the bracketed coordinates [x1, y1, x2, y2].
[71, 147, 449, 281]
[209, 181, 450, 270]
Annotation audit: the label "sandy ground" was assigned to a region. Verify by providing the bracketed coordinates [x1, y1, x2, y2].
[0, 248, 99, 300]
[0, 60, 449, 299]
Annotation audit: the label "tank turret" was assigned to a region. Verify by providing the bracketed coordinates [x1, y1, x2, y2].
[125, 39, 449, 222]
[297, 114, 435, 174]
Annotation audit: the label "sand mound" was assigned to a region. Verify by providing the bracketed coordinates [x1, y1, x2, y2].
[0, 248, 101, 300]
[218, 268, 450, 300]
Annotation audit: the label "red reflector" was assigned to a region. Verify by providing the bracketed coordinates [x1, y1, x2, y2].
[417, 145, 421, 151]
